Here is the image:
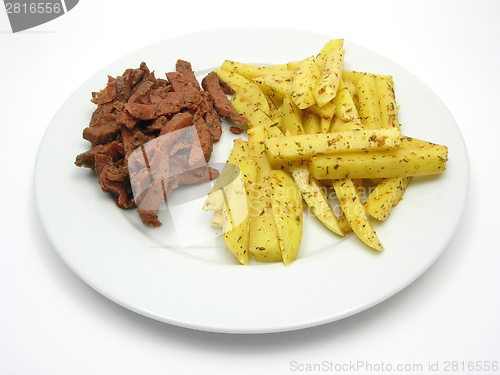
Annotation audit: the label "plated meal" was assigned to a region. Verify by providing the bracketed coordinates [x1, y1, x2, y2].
[35, 28, 467, 332]
[75, 38, 448, 267]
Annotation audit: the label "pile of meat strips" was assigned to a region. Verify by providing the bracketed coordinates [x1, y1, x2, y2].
[75, 60, 247, 227]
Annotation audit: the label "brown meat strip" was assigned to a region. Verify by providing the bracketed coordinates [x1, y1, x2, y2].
[128, 71, 156, 104]
[160, 112, 193, 135]
[137, 181, 165, 227]
[75, 141, 123, 170]
[91, 76, 116, 105]
[165, 71, 194, 93]
[125, 91, 202, 120]
[116, 109, 137, 129]
[82, 114, 121, 145]
[201, 71, 248, 123]
[193, 117, 213, 163]
[199, 91, 222, 142]
[90, 102, 115, 125]
[95, 154, 135, 209]
[115, 64, 148, 101]
[175, 60, 201, 91]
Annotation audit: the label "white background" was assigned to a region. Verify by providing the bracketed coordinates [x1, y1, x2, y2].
[1, 1, 499, 374]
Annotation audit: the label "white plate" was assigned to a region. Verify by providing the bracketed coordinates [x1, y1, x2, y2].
[34, 27, 469, 334]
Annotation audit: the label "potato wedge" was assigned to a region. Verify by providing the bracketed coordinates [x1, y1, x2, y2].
[302, 109, 321, 134]
[221, 60, 289, 80]
[333, 178, 383, 251]
[320, 116, 332, 133]
[202, 138, 248, 212]
[356, 74, 382, 129]
[344, 79, 356, 97]
[211, 210, 223, 229]
[253, 73, 293, 102]
[249, 159, 282, 262]
[316, 38, 344, 72]
[265, 128, 401, 164]
[287, 61, 299, 70]
[281, 95, 305, 136]
[333, 79, 361, 125]
[222, 155, 259, 265]
[314, 47, 345, 107]
[246, 127, 283, 262]
[215, 69, 271, 116]
[290, 161, 344, 237]
[337, 209, 352, 234]
[230, 93, 283, 137]
[331, 118, 363, 133]
[376, 77, 399, 129]
[310, 143, 448, 180]
[221, 171, 250, 265]
[292, 56, 321, 109]
[269, 169, 303, 266]
[342, 70, 394, 87]
[308, 101, 336, 122]
[364, 176, 411, 221]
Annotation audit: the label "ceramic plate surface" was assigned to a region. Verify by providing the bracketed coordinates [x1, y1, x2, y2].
[34, 27, 469, 333]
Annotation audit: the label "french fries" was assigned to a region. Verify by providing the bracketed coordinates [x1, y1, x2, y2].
[203, 38, 448, 265]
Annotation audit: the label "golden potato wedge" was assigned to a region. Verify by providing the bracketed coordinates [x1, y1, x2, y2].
[356, 74, 382, 129]
[364, 176, 411, 221]
[376, 77, 399, 129]
[215, 69, 271, 116]
[221, 60, 289, 80]
[202, 138, 248, 212]
[316, 38, 344, 72]
[230, 93, 283, 137]
[221, 175, 250, 264]
[253, 73, 293, 102]
[308, 101, 336, 121]
[269, 169, 303, 266]
[265, 128, 401, 164]
[333, 178, 383, 251]
[222, 155, 258, 265]
[342, 70, 394, 87]
[302, 109, 321, 134]
[309, 143, 448, 180]
[333, 79, 361, 125]
[314, 47, 345, 107]
[290, 161, 344, 237]
[281, 95, 305, 136]
[211, 210, 223, 229]
[292, 56, 321, 110]
[248, 159, 282, 262]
